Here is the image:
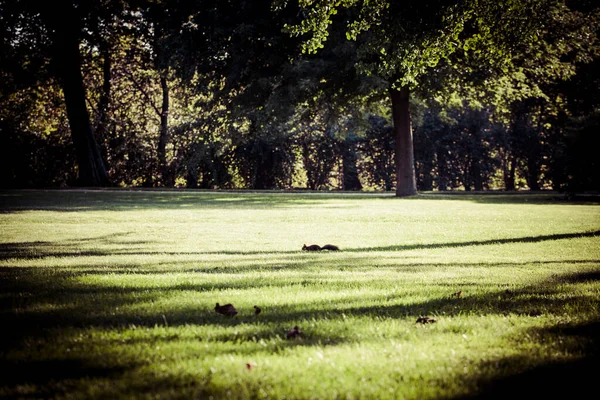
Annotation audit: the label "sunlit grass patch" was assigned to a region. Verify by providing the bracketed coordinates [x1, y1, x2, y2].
[1, 190, 599, 399]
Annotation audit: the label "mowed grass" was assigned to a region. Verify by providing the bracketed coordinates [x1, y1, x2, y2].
[1, 190, 599, 399]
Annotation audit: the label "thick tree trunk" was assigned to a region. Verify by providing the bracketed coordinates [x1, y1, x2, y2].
[49, 11, 110, 187]
[390, 86, 418, 196]
[157, 72, 171, 186]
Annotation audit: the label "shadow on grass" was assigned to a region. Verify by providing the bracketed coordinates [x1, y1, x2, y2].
[415, 191, 600, 205]
[555, 269, 600, 283]
[2, 264, 599, 340]
[1, 229, 599, 260]
[1, 264, 599, 399]
[0, 358, 133, 388]
[343, 230, 600, 253]
[2, 260, 599, 337]
[1, 189, 599, 214]
[0, 190, 358, 213]
[2, 190, 598, 398]
[454, 319, 600, 399]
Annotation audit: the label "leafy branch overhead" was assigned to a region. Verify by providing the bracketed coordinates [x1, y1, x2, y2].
[281, 0, 598, 90]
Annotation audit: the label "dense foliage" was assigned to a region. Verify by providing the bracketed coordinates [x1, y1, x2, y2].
[1, 0, 598, 193]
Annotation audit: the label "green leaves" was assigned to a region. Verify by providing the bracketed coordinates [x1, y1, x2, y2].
[283, 0, 598, 105]
[283, 0, 474, 86]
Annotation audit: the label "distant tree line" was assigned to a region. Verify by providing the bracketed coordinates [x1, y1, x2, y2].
[1, 0, 598, 194]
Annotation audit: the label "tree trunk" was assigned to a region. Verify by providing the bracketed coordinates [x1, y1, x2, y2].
[526, 109, 543, 191]
[418, 160, 434, 191]
[186, 169, 198, 188]
[390, 86, 418, 196]
[96, 39, 111, 166]
[504, 155, 516, 191]
[470, 127, 484, 191]
[342, 131, 362, 191]
[51, 16, 110, 187]
[157, 72, 171, 186]
[526, 159, 541, 191]
[436, 150, 449, 191]
[471, 154, 483, 191]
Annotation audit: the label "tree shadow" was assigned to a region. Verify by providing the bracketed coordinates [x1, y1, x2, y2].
[2, 264, 598, 340]
[453, 319, 600, 399]
[343, 230, 600, 252]
[0, 358, 133, 389]
[2, 189, 599, 398]
[0, 232, 139, 260]
[554, 269, 600, 283]
[0, 189, 351, 213]
[1, 229, 599, 261]
[2, 189, 599, 214]
[414, 191, 600, 205]
[1, 262, 599, 398]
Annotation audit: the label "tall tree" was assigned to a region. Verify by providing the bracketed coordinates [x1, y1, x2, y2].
[280, 0, 594, 196]
[139, 2, 178, 186]
[41, 1, 111, 186]
[2, 0, 114, 186]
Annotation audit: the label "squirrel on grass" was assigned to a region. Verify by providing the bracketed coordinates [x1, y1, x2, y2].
[302, 244, 321, 251]
[302, 244, 340, 251]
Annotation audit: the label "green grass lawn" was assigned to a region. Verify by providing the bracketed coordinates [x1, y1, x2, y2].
[1, 190, 599, 399]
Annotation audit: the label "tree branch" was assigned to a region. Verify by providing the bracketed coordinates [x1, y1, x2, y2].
[122, 69, 162, 117]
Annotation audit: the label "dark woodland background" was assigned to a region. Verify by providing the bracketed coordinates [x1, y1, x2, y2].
[1, 0, 599, 194]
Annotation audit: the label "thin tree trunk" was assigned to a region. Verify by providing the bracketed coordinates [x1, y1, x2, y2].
[505, 156, 516, 191]
[470, 124, 484, 191]
[96, 39, 111, 166]
[527, 107, 543, 191]
[527, 160, 541, 191]
[436, 150, 448, 191]
[157, 72, 171, 186]
[471, 147, 483, 191]
[419, 160, 434, 191]
[390, 86, 418, 196]
[342, 131, 362, 191]
[50, 14, 110, 187]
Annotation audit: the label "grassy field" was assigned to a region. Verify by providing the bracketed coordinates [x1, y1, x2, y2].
[1, 189, 599, 399]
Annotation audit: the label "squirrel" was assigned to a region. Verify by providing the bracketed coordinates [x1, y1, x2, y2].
[286, 326, 302, 339]
[302, 244, 341, 251]
[215, 303, 238, 316]
[302, 244, 321, 251]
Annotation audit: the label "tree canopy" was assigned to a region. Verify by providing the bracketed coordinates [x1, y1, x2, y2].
[278, 0, 599, 195]
[1, 0, 598, 193]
